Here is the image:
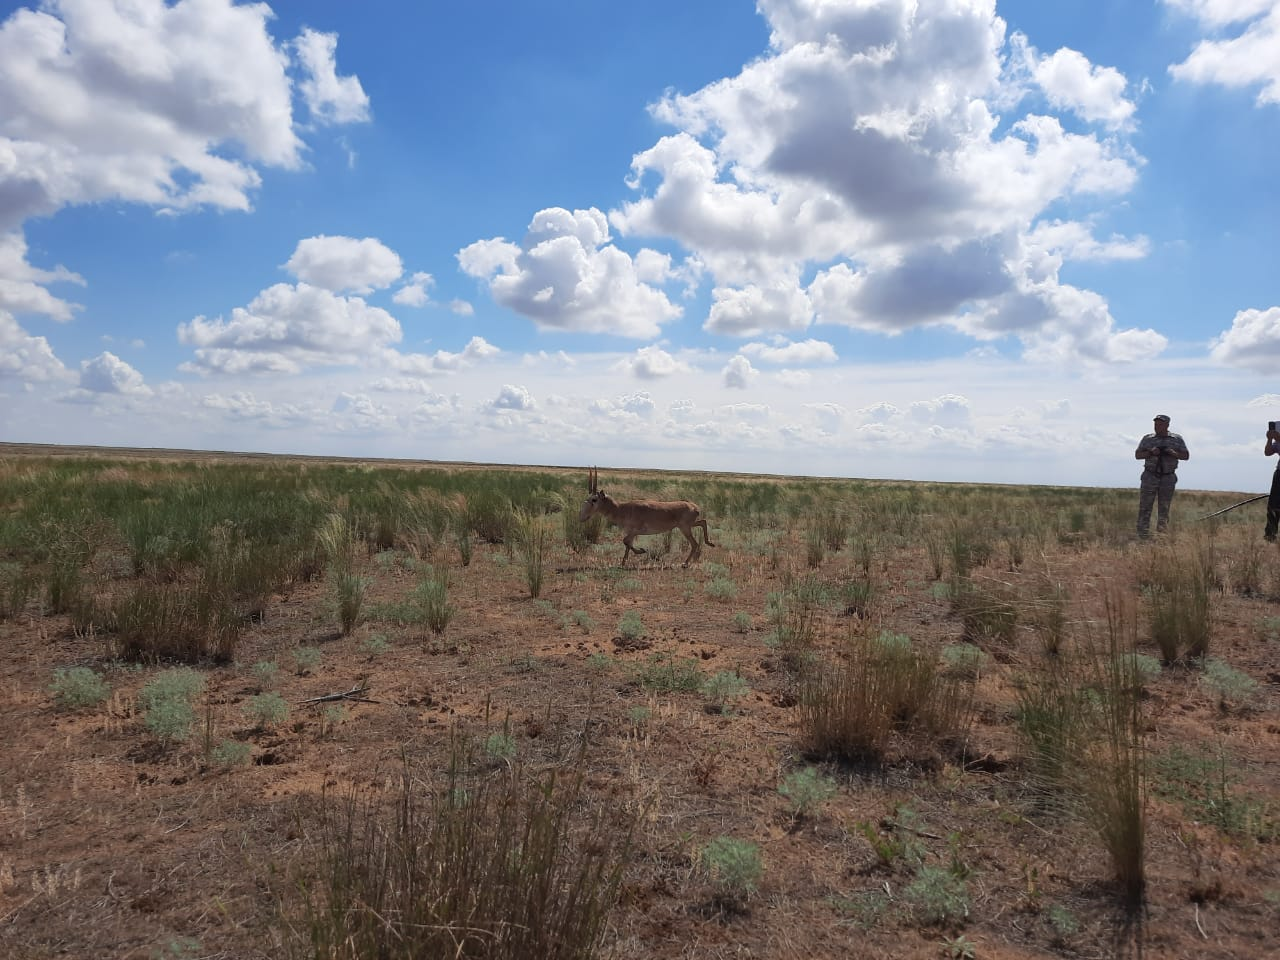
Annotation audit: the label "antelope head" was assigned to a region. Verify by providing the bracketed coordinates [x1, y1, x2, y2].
[579, 466, 602, 522]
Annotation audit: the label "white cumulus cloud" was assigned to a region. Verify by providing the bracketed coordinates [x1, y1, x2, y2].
[722, 354, 757, 389]
[294, 28, 370, 124]
[0, 233, 85, 322]
[609, 0, 1154, 363]
[1209, 306, 1280, 369]
[285, 236, 403, 293]
[78, 351, 151, 396]
[740, 338, 838, 365]
[1165, 2, 1280, 105]
[178, 282, 401, 375]
[393, 272, 435, 307]
[458, 207, 682, 337]
[487, 384, 536, 412]
[615, 345, 693, 379]
[1015, 37, 1137, 128]
[0, 311, 70, 382]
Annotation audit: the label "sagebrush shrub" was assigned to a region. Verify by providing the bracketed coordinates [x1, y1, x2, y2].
[778, 767, 837, 818]
[50, 666, 109, 710]
[244, 692, 289, 729]
[1201, 659, 1258, 710]
[701, 836, 763, 905]
[140, 668, 205, 743]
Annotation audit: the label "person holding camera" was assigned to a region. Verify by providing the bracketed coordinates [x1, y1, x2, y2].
[1135, 413, 1190, 538]
[1264, 421, 1280, 542]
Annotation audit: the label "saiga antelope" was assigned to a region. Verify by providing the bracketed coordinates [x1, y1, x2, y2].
[579, 467, 715, 568]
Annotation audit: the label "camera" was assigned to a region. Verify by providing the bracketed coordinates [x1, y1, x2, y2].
[1270, 421, 1276, 433]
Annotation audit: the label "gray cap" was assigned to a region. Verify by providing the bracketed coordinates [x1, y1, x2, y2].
[1153, 414, 1170, 423]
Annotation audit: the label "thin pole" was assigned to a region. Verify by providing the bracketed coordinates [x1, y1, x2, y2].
[1196, 494, 1268, 521]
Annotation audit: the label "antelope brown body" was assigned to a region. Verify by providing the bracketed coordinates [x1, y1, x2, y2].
[578, 466, 715, 568]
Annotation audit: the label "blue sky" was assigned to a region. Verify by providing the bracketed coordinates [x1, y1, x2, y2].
[2, 0, 1278, 492]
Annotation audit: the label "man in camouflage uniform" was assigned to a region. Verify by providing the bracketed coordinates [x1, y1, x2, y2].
[1135, 414, 1190, 538]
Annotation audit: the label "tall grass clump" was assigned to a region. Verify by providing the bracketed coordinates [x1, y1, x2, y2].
[283, 750, 635, 960]
[462, 488, 514, 544]
[804, 519, 826, 567]
[799, 631, 975, 763]
[414, 564, 454, 636]
[1012, 664, 1095, 795]
[513, 507, 551, 599]
[765, 575, 827, 674]
[318, 513, 368, 635]
[946, 522, 992, 580]
[0, 560, 35, 620]
[1075, 593, 1148, 908]
[99, 520, 288, 663]
[1142, 539, 1213, 662]
[951, 579, 1018, 646]
[331, 570, 370, 636]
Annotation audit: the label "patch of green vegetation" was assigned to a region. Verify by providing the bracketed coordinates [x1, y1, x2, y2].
[1152, 746, 1277, 841]
[210, 739, 252, 767]
[292, 645, 322, 676]
[49, 666, 109, 710]
[701, 836, 762, 905]
[617, 610, 645, 641]
[244, 692, 289, 730]
[702, 669, 749, 713]
[634, 653, 702, 693]
[778, 767, 837, 818]
[140, 668, 206, 743]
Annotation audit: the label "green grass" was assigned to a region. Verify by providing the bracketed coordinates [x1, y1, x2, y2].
[700, 836, 763, 906]
[139, 668, 206, 744]
[49, 666, 109, 710]
[634, 653, 703, 693]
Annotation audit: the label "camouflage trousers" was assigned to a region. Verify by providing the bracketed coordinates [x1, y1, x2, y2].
[1137, 470, 1177, 537]
[1266, 468, 1280, 541]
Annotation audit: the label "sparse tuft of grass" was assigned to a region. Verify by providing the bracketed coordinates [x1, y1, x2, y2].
[251, 660, 280, 690]
[705, 576, 738, 601]
[904, 866, 970, 927]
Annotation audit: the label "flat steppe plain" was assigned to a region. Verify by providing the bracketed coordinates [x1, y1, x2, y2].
[1, 444, 1276, 959]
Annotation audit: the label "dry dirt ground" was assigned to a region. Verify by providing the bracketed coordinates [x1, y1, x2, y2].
[1, 448, 1277, 960]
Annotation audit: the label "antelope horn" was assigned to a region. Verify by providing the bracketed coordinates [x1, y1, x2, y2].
[589, 466, 597, 493]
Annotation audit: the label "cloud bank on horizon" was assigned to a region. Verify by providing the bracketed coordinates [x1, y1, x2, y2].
[1, 0, 1278, 490]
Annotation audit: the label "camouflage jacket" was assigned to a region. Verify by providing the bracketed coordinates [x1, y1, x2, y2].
[1137, 432, 1188, 476]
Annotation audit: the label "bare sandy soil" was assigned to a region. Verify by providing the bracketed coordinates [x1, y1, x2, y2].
[1, 446, 1277, 960]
